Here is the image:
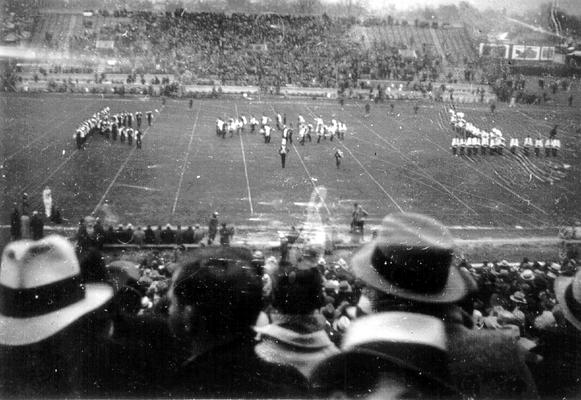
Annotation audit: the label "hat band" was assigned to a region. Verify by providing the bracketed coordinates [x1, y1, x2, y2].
[0, 275, 85, 318]
[565, 284, 581, 323]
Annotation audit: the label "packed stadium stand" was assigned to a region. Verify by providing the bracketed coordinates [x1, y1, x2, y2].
[13, 10, 485, 86]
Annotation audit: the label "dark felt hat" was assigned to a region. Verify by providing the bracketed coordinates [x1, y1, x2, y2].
[351, 213, 468, 303]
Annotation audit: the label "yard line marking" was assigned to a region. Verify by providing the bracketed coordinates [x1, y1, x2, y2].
[345, 107, 478, 216]
[3, 101, 93, 166]
[24, 149, 79, 193]
[337, 142, 405, 213]
[345, 139, 547, 226]
[117, 183, 162, 191]
[461, 159, 549, 216]
[291, 142, 332, 216]
[304, 105, 404, 213]
[234, 103, 254, 215]
[269, 103, 332, 217]
[91, 105, 165, 216]
[172, 106, 201, 215]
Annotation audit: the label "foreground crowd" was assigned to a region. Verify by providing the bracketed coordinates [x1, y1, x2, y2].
[0, 212, 579, 399]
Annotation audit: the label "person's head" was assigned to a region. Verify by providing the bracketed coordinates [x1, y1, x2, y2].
[84, 216, 96, 235]
[311, 312, 459, 399]
[351, 213, 469, 313]
[273, 267, 324, 315]
[169, 247, 262, 342]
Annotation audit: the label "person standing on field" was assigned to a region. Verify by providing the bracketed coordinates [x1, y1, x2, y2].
[279, 144, 289, 169]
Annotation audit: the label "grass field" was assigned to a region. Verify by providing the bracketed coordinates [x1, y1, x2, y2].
[2, 92, 580, 247]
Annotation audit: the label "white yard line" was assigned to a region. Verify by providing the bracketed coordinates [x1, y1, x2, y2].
[234, 103, 254, 215]
[3, 108, 87, 165]
[337, 142, 405, 213]
[171, 107, 201, 215]
[24, 149, 78, 193]
[91, 106, 164, 215]
[291, 142, 332, 216]
[268, 103, 332, 217]
[345, 107, 478, 215]
[304, 104, 405, 213]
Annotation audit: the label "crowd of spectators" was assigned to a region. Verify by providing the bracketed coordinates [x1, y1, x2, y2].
[1, 211, 579, 398]
[27, 9, 457, 88]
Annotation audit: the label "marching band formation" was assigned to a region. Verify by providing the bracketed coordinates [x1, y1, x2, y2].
[216, 112, 346, 169]
[74, 107, 153, 150]
[449, 109, 561, 157]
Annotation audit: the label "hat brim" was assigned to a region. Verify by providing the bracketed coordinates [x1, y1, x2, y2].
[0, 283, 114, 346]
[554, 276, 581, 331]
[311, 348, 457, 394]
[509, 296, 527, 304]
[351, 242, 468, 304]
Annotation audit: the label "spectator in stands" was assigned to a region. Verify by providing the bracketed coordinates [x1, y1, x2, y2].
[144, 225, 155, 244]
[350, 212, 538, 399]
[193, 224, 205, 244]
[311, 312, 461, 399]
[154, 225, 163, 244]
[104, 225, 116, 244]
[208, 212, 219, 244]
[529, 268, 581, 398]
[219, 223, 234, 246]
[76, 216, 105, 255]
[167, 247, 310, 397]
[182, 226, 195, 244]
[161, 224, 175, 244]
[255, 263, 339, 380]
[175, 225, 183, 245]
[20, 212, 31, 239]
[131, 226, 145, 247]
[0, 235, 116, 398]
[10, 203, 21, 240]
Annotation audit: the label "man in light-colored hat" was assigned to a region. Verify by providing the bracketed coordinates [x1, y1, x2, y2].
[350, 212, 537, 399]
[529, 268, 581, 398]
[0, 235, 115, 397]
[311, 311, 460, 399]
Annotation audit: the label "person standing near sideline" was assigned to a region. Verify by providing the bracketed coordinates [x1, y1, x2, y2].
[208, 212, 219, 245]
[334, 148, 343, 169]
[351, 203, 369, 240]
[279, 144, 289, 169]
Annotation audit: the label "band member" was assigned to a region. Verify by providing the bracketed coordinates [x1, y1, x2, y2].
[136, 130, 143, 149]
[334, 148, 344, 169]
[279, 144, 288, 168]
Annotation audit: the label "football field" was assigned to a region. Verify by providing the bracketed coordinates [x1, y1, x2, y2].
[2, 93, 580, 243]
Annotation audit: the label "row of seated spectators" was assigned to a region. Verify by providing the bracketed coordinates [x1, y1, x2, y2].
[77, 219, 219, 248]
[55, 10, 449, 87]
[2, 211, 579, 398]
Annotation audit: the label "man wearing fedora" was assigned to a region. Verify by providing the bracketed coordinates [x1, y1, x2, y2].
[310, 312, 461, 399]
[529, 268, 581, 398]
[0, 235, 116, 397]
[350, 212, 537, 399]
